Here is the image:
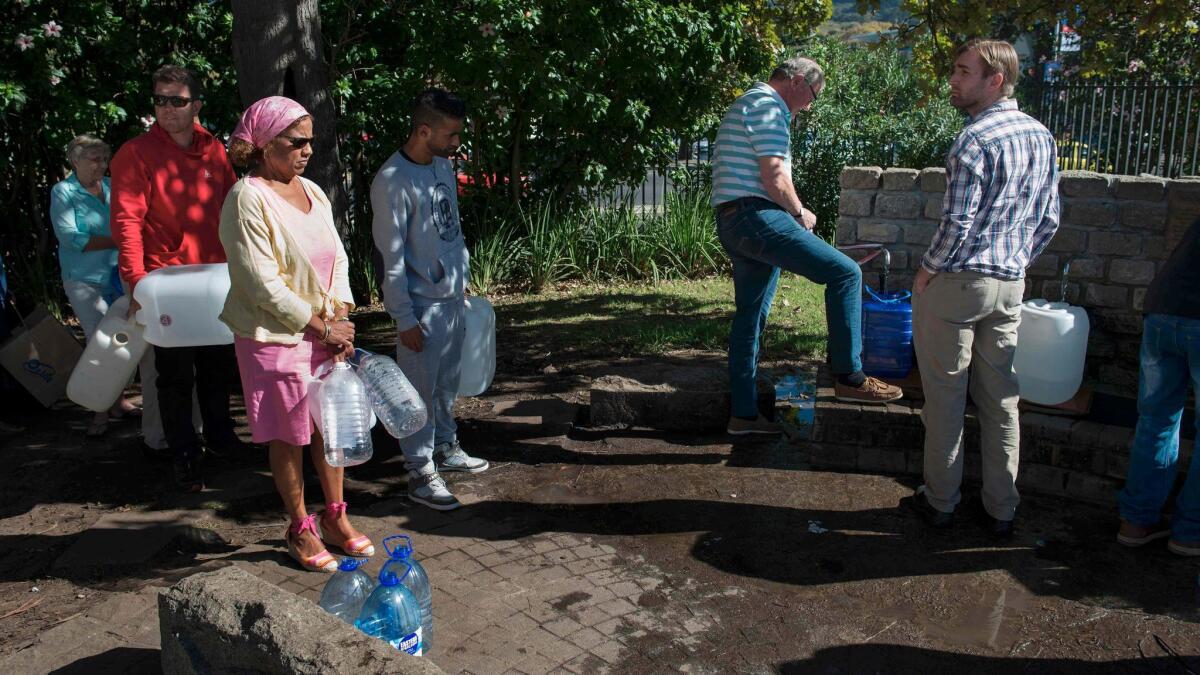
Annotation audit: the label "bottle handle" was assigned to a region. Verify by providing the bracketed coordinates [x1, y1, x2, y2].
[380, 557, 414, 584]
[864, 285, 911, 304]
[383, 534, 414, 559]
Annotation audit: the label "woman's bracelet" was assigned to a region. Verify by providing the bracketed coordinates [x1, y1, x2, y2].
[321, 319, 331, 343]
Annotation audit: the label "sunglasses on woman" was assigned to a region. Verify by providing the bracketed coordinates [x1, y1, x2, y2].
[152, 94, 200, 108]
[280, 136, 314, 149]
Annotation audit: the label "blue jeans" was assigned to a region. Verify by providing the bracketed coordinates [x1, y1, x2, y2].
[395, 299, 465, 472]
[1118, 314, 1200, 541]
[716, 198, 863, 418]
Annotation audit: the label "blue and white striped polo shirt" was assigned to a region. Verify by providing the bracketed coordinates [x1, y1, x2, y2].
[710, 82, 792, 207]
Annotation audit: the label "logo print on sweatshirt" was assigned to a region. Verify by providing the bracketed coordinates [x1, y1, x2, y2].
[431, 183, 460, 242]
[203, 169, 213, 179]
[160, 315, 172, 327]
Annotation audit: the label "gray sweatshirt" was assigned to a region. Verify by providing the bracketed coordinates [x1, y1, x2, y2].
[370, 150, 470, 331]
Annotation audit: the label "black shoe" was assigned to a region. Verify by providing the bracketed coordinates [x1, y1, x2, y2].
[203, 434, 261, 460]
[904, 487, 953, 529]
[977, 508, 1015, 541]
[173, 454, 205, 493]
[141, 443, 173, 462]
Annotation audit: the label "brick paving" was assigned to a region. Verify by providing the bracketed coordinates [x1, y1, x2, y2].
[227, 504, 736, 675]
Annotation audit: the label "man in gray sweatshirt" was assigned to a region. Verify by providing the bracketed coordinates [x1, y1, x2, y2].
[371, 88, 489, 511]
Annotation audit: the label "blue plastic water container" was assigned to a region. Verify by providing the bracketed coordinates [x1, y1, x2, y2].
[861, 286, 913, 379]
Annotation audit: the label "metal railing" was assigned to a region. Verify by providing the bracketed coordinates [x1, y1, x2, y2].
[1032, 79, 1200, 177]
[593, 137, 715, 208]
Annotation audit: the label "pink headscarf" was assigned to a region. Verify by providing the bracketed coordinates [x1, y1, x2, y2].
[231, 96, 310, 149]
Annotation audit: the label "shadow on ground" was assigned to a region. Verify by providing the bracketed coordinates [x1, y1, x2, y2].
[779, 644, 1199, 674]
[399, 451, 1200, 623]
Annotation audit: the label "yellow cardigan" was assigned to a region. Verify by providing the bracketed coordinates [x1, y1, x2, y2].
[218, 176, 355, 344]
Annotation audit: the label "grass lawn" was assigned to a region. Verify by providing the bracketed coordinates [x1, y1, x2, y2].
[489, 274, 829, 361]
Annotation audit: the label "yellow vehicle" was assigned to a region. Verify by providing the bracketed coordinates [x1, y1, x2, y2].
[1057, 139, 1114, 172]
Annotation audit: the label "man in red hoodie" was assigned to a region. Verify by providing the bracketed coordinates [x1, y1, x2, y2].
[110, 65, 240, 492]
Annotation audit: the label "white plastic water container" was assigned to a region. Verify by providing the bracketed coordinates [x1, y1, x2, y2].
[1014, 299, 1090, 406]
[134, 263, 233, 348]
[458, 296, 496, 397]
[67, 295, 148, 412]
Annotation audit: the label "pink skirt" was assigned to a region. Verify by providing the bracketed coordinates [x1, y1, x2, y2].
[234, 334, 335, 446]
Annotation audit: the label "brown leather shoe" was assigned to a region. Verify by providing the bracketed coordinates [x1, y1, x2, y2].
[1116, 518, 1170, 547]
[834, 376, 902, 405]
[726, 415, 782, 435]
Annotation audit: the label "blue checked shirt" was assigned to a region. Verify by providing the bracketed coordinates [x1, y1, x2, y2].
[922, 99, 1060, 280]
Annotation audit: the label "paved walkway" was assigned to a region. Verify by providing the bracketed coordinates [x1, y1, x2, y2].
[3, 383, 1200, 673]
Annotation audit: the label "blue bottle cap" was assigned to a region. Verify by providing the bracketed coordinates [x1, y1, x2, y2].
[337, 557, 363, 572]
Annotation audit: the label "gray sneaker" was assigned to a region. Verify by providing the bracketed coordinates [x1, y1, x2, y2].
[435, 440, 490, 473]
[726, 415, 782, 435]
[407, 468, 461, 511]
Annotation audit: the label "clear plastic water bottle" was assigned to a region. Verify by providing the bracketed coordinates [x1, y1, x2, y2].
[354, 349, 428, 439]
[383, 535, 433, 650]
[355, 558, 424, 656]
[318, 362, 373, 467]
[318, 557, 378, 624]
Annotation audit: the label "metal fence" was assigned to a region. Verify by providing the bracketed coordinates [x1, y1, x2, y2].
[1032, 79, 1200, 177]
[594, 138, 715, 208]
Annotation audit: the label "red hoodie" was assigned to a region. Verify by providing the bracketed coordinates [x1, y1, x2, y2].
[109, 122, 238, 290]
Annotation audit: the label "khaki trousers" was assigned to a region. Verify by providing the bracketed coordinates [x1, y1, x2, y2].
[913, 272, 1024, 521]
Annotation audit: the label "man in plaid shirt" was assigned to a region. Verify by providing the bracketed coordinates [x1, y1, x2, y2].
[907, 39, 1060, 539]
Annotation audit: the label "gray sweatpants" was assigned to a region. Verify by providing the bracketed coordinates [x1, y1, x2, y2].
[395, 299, 465, 472]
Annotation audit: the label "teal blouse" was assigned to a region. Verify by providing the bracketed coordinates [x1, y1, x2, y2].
[50, 174, 117, 285]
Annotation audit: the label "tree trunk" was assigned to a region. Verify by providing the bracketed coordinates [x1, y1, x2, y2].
[230, 0, 346, 229]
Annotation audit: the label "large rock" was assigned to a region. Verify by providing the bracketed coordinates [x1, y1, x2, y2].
[589, 365, 774, 430]
[159, 566, 444, 675]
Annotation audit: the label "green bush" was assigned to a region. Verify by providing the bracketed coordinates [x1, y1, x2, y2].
[789, 37, 963, 240]
[466, 188, 724, 293]
[1, 2, 238, 312]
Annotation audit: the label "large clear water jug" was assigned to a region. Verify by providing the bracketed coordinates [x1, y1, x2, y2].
[67, 295, 148, 412]
[318, 557, 378, 624]
[383, 535, 433, 650]
[355, 558, 424, 656]
[458, 296, 496, 397]
[861, 287, 913, 379]
[1015, 299, 1090, 405]
[133, 263, 233, 347]
[312, 362, 373, 467]
[354, 349, 427, 438]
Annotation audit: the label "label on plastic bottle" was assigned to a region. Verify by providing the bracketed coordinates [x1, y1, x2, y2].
[388, 627, 423, 656]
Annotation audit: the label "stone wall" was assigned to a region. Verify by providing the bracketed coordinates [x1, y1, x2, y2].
[159, 566, 443, 675]
[836, 166, 1200, 390]
[807, 369, 1193, 506]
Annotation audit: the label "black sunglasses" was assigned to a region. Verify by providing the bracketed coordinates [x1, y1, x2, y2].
[798, 78, 820, 102]
[152, 94, 200, 108]
[280, 136, 314, 149]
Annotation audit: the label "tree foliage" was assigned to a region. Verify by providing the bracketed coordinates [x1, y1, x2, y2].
[326, 0, 774, 209]
[743, 0, 834, 47]
[1, 1, 238, 309]
[2, 0, 775, 307]
[789, 37, 963, 240]
[857, 0, 1200, 81]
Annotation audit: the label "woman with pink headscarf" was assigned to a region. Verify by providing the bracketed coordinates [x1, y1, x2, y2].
[218, 96, 373, 572]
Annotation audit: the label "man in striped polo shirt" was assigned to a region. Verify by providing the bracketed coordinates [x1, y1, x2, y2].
[713, 56, 903, 436]
[907, 39, 1060, 539]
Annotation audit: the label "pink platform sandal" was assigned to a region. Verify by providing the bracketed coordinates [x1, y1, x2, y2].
[286, 514, 338, 573]
[319, 501, 375, 557]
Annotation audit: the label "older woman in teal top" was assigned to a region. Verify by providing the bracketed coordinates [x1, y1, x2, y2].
[50, 134, 139, 436]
